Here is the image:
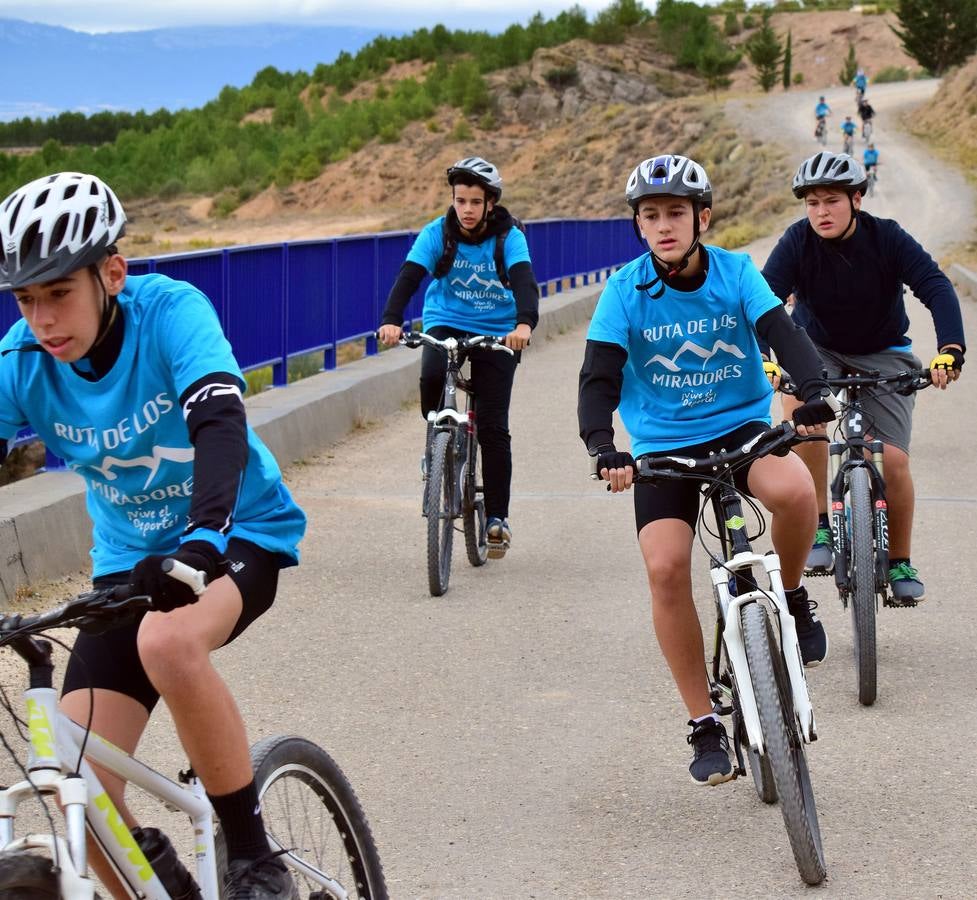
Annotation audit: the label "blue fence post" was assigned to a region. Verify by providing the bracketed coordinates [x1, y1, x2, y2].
[274, 244, 289, 388]
[324, 240, 338, 370]
[365, 235, 379, 358]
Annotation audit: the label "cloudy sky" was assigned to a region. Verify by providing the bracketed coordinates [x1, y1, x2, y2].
[1, 0, 635, 33]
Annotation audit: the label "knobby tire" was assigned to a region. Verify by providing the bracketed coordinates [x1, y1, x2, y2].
[217, 735, 387, 900]
[0, 852, 60, 899]
[742, 603, 827, 885]
[849, 466, 878, 705]
[460, 430, 487, 568]
[426, 430, 454, 596]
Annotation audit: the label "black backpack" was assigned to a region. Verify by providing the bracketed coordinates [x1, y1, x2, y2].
[432, 213, 525, 289]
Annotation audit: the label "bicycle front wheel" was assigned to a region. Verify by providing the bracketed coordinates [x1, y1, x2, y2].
[461, 431, 487, 568]
[0, 852, 60, 898]
[742, 603, 827, 885]
[426, 430, 454, 596]
[848, 466, 878, 706]
[228, 735, 388, 900]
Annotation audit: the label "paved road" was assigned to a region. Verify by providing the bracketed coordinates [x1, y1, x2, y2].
[19, 80, 974, 897]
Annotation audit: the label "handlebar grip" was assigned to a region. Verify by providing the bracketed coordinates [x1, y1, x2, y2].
[161, 558, 208, 596]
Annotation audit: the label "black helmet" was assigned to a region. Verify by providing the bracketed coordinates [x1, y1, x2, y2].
[446, 157, 502, 201]
[792, 152, 867, 198]
[0, 172, 126, 291]
[625, 155, 712, 211]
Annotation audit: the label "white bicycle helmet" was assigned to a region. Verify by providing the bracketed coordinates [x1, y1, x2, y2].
[792, 152, 868, 198]
[0, 172, 126, 291]
[625, 155, 712, 210]
[446, 157, 503, 201]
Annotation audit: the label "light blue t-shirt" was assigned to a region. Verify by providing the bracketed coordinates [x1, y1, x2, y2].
[407, 216, 532, 335]
[587, 247, 780, 456]
[815, 102, 830, 118]
[863, 149, 879, 166]
[0, 274, 306, 576]
[841, 120, 856, 136]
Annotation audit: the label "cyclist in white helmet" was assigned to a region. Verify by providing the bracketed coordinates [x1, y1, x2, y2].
[762, 151, 965, 603]
[377, 155, 539, 558]
[0, 172, 306, 899]
[578, 154, 838, 786]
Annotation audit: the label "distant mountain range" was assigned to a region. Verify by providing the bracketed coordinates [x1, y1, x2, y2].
[0, 19, 395, 121]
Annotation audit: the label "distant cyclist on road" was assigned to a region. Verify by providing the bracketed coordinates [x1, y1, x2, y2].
[761, 152, 966, 605]
[853, 68, 868, 101]
[578, 154, 837, 787]
[841, 116, 856, 152]
[857, 96, 875, 137]
[863, 143, 879, 177]
[814, 96, 831, 139]
[377, 156, 539, 559]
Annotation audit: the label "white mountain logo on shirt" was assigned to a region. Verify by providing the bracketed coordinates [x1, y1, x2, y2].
[86, 445, 195, 489]
[644, 340, 746, 372]
[450, 272, 504, 291]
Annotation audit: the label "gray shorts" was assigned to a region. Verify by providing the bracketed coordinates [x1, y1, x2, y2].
[816, 344, 922, 454]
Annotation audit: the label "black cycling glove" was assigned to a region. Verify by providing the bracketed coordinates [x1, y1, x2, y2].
[590, 444, 636, 479]
[792, 391, 839, 428]
[129, 541, 226, 612]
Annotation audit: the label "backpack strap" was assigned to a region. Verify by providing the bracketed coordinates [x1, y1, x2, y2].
[432, 216, 458, 280]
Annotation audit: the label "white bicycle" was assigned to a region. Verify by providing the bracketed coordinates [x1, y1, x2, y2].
[614, 423, 828, 885]
[0, 564, 386, 899]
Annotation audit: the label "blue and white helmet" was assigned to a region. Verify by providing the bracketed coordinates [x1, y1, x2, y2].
[446, 157, 503, 201]
[792, 152, 867, 198]
[0, 172, 126, 291]
[625, 155, 712, 211]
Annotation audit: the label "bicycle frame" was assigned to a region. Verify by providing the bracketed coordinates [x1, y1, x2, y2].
[1, 655, 347, 899]
[708, 484, 817, 755]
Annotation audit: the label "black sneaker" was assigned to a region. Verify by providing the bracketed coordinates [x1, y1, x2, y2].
[687, 718, 734, 786]
[804, 527, 834, 576]
[223, 851, 299, 900]
[786, 585, 828, 668]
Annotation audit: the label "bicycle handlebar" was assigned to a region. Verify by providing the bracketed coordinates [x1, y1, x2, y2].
[779, 367, 931, 397]
[397, 330, 516, 356]
[0, 559, 209, 640]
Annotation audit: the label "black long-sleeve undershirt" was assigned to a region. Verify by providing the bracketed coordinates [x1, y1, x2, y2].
[753, 305, 827, 400]
[179, 373, 249, 540]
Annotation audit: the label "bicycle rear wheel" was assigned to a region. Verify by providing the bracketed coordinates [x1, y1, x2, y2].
[219, 735, 387, 900]
[426, 430, 454, 596]
[0, 852, 59, 898]
[848, 466, 878, 706]
[460, 431, 487, 567]
[742, 603, 827, 885]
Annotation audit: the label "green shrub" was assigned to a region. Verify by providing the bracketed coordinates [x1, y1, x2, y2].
[742, 14, 756, 29]
[478, 112, 497, 130]
[510, 77, 532, 97]
[211, 189, 239, 218]
[793, 71, 804, 84]
[874, 65, 910, 83]
[159, 178, 184, 199]
[377, 123, 401, 144]
[724, 12, 742, 36]
[450, 119, 473, 141]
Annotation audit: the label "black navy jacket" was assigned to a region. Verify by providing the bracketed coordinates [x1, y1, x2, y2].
[761, 212, 965, 355]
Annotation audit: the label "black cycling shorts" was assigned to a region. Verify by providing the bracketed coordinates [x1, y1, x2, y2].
[633, 421, 767, 535]
[62, 538, 281, 714]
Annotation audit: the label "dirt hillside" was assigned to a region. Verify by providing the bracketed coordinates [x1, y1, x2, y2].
[121, 10, 926, 256]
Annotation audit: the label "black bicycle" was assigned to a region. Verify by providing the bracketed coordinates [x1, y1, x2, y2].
[598, 422, 827, 885]
[401, 331, 513, 596]
[787, 368, 930, 706]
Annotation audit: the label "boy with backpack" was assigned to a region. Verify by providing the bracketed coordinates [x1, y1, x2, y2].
[378, 156, 539, 557]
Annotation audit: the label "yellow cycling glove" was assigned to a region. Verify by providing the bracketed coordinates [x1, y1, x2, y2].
[929, 348, 964, 372]
[763, 360, 782, 383]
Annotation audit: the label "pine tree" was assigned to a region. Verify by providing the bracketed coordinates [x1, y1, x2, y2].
[893, 0, 977, 75]
[745, 10, 783, 93]
[782, 30, 792, 91]
[838, 42, 857, 86]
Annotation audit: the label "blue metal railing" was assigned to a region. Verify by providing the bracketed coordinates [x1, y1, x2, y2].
[1, 217, 635, 467]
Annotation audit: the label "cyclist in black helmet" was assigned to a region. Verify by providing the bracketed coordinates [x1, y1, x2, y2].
[761, 151, 966, 604]
[378, 156, 540, 558]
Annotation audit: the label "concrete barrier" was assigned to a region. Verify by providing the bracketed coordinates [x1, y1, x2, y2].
[950, 263, 977, 302]
[0, 277, 604, 603]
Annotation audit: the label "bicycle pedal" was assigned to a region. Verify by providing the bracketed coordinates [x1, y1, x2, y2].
[803, 568, 834, 577]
